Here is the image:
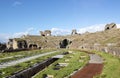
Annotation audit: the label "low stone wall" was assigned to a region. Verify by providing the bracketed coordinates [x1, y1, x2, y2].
[7, 58, 58, 78]
[98, 47, 120, 57]
[82, 46, 120, 57]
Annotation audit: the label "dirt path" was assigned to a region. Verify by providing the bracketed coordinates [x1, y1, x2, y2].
[71, 54, 103, 78]
[0, 51, 57, 69]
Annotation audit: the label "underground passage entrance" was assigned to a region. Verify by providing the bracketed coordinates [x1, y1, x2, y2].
[29, 44, 38, 49]
[59, 39, 71, 48]
[17, 40, 28, 49]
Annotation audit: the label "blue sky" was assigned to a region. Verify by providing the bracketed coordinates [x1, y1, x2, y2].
[0, 0, 120, 42]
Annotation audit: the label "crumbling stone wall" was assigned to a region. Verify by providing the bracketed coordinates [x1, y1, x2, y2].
[40, 30, 51, 36]
[8, 58, 58, 78]
[6, 39, 13, 49]
[71, 29, 77, 35]
[105, 23, 117, 30]
[7, 39, 27, 50]
[80, 44, 120, 57]
[96, 47, 120, 57]
[0, 43, 6, 52]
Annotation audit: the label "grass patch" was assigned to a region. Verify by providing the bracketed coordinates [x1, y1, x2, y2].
[0, 49, 56, 63]
[0, 50, 62, 78]
[34, 50, 89, 78]
[93, 51, 120, 78]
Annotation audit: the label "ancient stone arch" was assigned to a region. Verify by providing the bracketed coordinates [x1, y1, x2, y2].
[17, 40, 27, 49]
[29, 44, 38, 49]
[59, 39, 72, 48]
[17, 42, 22, 48]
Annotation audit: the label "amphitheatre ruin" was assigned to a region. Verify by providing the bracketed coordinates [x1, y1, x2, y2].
[4, 22, 120, 56]
[0, 23, 120, 78]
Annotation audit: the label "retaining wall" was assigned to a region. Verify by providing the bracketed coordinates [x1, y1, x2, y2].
[82, 46, 120, 57]
[7, 58, 58, 78]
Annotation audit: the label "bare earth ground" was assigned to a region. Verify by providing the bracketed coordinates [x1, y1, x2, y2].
[71, 54, 103, 78]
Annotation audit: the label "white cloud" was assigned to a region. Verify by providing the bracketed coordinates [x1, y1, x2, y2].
[0, 34, 10, 42]
[77, 24, 105, 34]
[1, 24, 120, 42]
[12, 1, 22, 6]
[50, 24, 105, 36]
[117, 24, 120, 28]
[51, 24, 120, 35]
[0, 27, 34, 42]
[77, 23, 120, 34]
[12, 27, 34, 38]
[51, 28, 71, 36]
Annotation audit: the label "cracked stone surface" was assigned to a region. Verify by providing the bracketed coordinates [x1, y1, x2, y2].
[89, 54, 103, 64]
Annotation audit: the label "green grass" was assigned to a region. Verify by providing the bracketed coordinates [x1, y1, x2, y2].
[0, 49, 56, 63]
[93, 51, 120, 78]
[0, 50, 61, 78]
[0, 49, 56, 58]
[34, 50, 89, 78]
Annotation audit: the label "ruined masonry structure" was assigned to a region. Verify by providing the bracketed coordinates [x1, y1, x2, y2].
[105, 23, 117, 30]
[40, 30, 51, 36]
[7, 38, 27, 49]
[5, 23, 120, 57]
[71, 29, 77, 35]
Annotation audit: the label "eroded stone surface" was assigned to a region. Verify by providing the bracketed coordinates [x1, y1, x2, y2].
[89, 54, 103, 64]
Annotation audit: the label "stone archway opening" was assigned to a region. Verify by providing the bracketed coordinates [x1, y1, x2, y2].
[33, 44, 37, 48]
[17, 40, 27, 49]
[23, 41, 27, 49]
[106, 27, 109, 30]
[18, 42, 22, 49]
[29, 44, 38, 49]
[59, 39, 71, 48]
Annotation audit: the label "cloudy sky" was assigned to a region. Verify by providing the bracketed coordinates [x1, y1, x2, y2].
[0, 0, 120, 42]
